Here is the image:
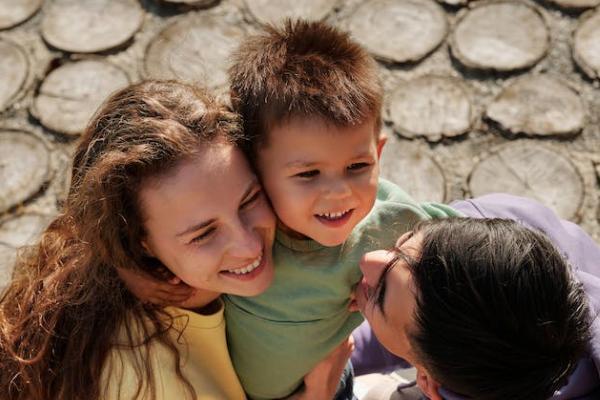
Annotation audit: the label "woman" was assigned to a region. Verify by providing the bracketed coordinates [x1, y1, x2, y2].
[352, 194, 600, 400]
[0, 80, 348, 400]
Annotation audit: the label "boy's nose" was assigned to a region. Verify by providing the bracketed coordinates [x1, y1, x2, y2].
[324, 179, 351, 199]
[359, 250, 395, 286]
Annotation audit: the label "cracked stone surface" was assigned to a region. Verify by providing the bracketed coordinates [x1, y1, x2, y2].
[144, 13, 245, 89]
[469, 143, 584, 220]
[450, 1, 549, 71]
[244, 0, 336, 26]
[32, 59, 130, 136]
[41, 0, 144, 53]
[387, 75, 472, 141]
[573, 9, 600, 79]
[549, 0, 600, 9]
[0, 0, 599, 286]
[0, 0, 43, 30]
[344, 0, 447, 64]
[0, 39, 28, 112]
[0, 130, 50, 214]
[485, 75, 586, 137]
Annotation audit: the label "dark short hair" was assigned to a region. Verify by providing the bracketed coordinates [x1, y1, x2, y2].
[404, 218, 591, 400]
[228, 19, 382, 160]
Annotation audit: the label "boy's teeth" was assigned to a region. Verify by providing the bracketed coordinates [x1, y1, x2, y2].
[318, 209, 349, 220]
[227, 254, 262, 275]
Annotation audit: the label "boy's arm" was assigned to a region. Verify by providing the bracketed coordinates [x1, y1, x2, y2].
[117, 267, 195, 305]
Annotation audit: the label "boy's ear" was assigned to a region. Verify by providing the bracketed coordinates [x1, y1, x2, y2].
[416, 368, 443, 400]
[376, 133, 387, 159]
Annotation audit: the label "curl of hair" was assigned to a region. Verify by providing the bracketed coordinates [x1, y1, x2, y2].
[0, 80, 242, 400]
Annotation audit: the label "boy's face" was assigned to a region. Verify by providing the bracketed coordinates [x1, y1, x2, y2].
[256, 116, 385, 246]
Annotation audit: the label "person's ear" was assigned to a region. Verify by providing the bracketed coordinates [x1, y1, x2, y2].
[376, 133, 387, 159]
[416, 368, 442, 400]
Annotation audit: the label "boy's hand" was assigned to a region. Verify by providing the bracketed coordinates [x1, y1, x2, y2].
[117, 266, 195, 306]
[287, 336, 355, 400]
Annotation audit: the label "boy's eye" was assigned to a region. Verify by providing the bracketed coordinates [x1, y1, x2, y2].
[294, 170, 319, 179]
[348, 162, 371, 171]
[241, 189, 261, 209]
[190, 227, 216, 244]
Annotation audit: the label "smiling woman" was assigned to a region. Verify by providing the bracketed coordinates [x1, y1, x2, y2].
[0, 80, 278, 400]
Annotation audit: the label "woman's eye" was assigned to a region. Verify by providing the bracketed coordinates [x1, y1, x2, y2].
[241, 190, 261, 209]
[294, 170, 319, 179]
[190, 227, 215, 244]
[348, 162, 371, 171]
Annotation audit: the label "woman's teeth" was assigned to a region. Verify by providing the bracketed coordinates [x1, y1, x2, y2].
[227, 254, 262, 275]
[317, 209, 350, 220]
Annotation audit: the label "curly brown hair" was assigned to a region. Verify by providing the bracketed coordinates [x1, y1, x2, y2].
[0, 80, 242, 400]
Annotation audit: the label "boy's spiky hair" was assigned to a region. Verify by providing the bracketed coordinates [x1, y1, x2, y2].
[229, 19, 382, 158]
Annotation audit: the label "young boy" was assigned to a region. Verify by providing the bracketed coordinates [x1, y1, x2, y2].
[223, 20, 461, 399]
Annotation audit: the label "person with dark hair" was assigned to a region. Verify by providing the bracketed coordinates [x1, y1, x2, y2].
[351, 194, 599, 400]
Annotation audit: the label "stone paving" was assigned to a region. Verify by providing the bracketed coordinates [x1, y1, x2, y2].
[1, 0, 600, 286]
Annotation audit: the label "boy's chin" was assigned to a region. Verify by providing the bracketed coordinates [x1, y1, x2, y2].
[311, 231, 351, 247]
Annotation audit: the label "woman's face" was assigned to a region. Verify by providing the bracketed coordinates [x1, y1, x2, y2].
[354, 231, 422, 364]
[139, 143, 276, 300]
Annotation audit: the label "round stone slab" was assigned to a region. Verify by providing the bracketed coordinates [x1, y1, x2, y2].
[245, 0, 336, 26]
[41, 0, 143, 53]
[573, 10, 600, 79]
[549, 0, 600, 9]
[345, 0, 447, 63]
[0, 39, 28, 112]
[32, 60, 130, 136]
[145, 14, 245, 88]
[380, 138, 446, 203]
[387, 75, 472, 141]
[0, 0, 43, 30]
[0, 213, 50, 248]
[469, 144, 583, 220]
[485, 75, 585, 137]
[450, 1, 549, 71]
[0, 130, 50, 213]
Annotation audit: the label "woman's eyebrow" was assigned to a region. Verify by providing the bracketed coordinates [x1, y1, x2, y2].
[176, 218, 215, 237]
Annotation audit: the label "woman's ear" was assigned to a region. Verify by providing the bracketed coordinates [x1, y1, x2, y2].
[376, 133, 387, 159]
[416, 368, 443, 400]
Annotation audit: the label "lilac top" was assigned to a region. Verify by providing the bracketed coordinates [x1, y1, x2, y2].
[352, 194, 600, 399]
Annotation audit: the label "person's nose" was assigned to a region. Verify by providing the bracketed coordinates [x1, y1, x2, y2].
[323, 178, 352, 200]
[228, 220, 262, 259]
[359, 250, 395, 286]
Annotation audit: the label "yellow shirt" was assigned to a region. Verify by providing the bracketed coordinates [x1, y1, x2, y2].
[102, 301, 246, 400]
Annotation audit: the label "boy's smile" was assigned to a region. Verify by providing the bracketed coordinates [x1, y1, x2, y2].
[257, 116, 385, 246]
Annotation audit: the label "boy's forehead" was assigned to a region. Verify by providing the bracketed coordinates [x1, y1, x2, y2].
[262, 115, 380, 147]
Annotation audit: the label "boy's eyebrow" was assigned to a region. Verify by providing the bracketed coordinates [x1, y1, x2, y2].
[176, 179, 258, 237]
[285, 160, 319, 169]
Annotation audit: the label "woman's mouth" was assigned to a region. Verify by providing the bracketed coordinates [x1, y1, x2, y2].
[221, 252, 266, 281]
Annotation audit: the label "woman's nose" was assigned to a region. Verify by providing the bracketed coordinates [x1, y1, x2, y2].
[359, 250, 395, 285]
[229, 224, 262, 259]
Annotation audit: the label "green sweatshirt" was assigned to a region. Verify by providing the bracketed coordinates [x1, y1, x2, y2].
[224, 179, 461, 399]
